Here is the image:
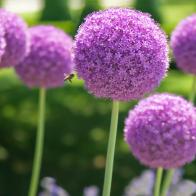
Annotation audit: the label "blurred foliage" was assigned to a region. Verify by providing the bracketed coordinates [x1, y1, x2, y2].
[166, 0, 196, 4]
[40, 0, 71, 21]
[134, 0, 162, 23]
[19, 0, 196, 36]
[161, 3, 195, 35]
[78, 0, 101, 25]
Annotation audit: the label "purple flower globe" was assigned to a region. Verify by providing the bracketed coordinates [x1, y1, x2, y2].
[171, 14, 196, 75]
[74, 8, 169, 101]
[124, 93, 196, 169]
[15, 25, 73, 89]
[0, 9, 29, 68]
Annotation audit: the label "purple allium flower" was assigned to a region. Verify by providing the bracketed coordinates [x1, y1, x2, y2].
[124, 170, 155, 196]
[0, 9, 29, 68]
[124, 169, 195, 196]
[171, 14, 196, 75]
[169, 180, 196, 196]
[83, 186, 99, 196]
[74, 8, 169, 101]
[124, 93, 196, 168]
[39, 177, 70, 196]
[171, 169, 183, 185]
[15, 25, 73, 89]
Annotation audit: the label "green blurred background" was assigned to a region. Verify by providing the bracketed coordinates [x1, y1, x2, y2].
[0, 0, 195, 195]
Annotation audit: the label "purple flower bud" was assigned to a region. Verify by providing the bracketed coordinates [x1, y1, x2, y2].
[0, 9, 29, 68]
[74, 8, 169, 101]
[171, 14, 196, 75]
[15, 25, 73, 89]
[124, 93, 196, 168]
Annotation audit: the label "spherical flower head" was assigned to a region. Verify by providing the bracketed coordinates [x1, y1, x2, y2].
[74, 8, 169, 101]
[15, 25, 73, 89]
[124, 93, 196, 169]
[171, 14, 196, 75]
[0, 9, 29, 68]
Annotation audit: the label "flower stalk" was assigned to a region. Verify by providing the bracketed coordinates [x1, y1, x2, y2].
[160, 169, 174, 196]
[154, 167, 163, 196]
[102, 100, 119, 196]
[189, 75, 196, 103]
[28, 88, 46, 196]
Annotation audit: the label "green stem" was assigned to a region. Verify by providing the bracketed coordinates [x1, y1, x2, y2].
[154, 167, 163, 196]
[160, 169, 174, 196]
[189, 75, 196, 103]
[102, 100, 119, 196]
[28, 88, 46, 196]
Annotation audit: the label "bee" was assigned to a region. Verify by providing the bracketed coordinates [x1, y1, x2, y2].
[64, 73, 74, 83]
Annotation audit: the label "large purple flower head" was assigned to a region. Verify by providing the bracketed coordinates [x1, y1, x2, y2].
[124, 93, 196, 169]
[15, 25, 73, 89]
[0, 9, 29, 68]
[74, 8, 169, 101]
[171, 14, 196, 75]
